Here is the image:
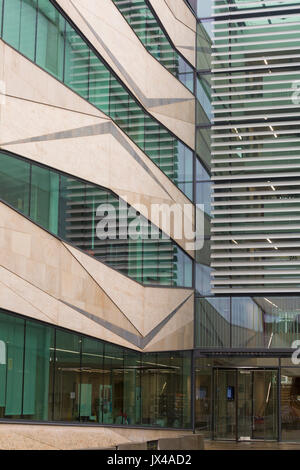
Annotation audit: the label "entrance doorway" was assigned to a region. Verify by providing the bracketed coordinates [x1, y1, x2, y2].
[213, 368, 278, 441]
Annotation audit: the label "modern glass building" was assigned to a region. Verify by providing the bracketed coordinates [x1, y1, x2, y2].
[192, 0, 300, 443]
[1, 0, 300, 447]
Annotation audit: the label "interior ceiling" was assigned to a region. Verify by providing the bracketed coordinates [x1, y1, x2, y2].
[254, 296, 300, 315]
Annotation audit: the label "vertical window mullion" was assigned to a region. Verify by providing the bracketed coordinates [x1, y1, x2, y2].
[21, 319, 26, 417]
[78, 336, 83, 422]
[51, 328, 56, 421]
[28, 162, 32, 218]
[18, 0, 22, 51]
[0, 0, 5, 37]
[62, 18, 66, 83]
[33, 0, 38, 63]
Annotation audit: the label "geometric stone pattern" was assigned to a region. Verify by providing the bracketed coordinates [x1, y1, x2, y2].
[0, 202, 194, 351]
[56, 0, 195, 148]
[0, 40, 194, 256]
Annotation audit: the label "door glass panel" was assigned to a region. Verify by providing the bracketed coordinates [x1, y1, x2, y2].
[253, 370, 278, 440]
[237, 370, 252, 440]
[214, 369, 236, 439]
[281, 368, 300, 442]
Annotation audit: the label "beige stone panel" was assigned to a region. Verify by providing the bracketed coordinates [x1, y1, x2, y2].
[0, 42, 195, 252]
[64, 242, 193, 336]
[55, 0, 195, 148]
[0, 423, 191, 450]
[143, 289, 193, 336]
[145, 321, 194, 352]
[0, 204, 141, 337]
[0, 266, 59, 325]
[0, 280, 50, 324]
[0, 267, 141, 350]
[0, 226, 62, 299]
[0, 93, 194, 255]
[64, 242, 145, 335]
[151, 109, 195, 149]
[0, 202, 50, 238]
[0, 270, 140, 352]
[149, 0, 196, 66]
[164, 0, 196, 30]
[0, 39, 105, 119]
[56, 302, 141, 351]
[0, 41, 5, 124]
[59, 244, 140, 336]
[144, 295, 194, 351]
[0, 255, 140, 350]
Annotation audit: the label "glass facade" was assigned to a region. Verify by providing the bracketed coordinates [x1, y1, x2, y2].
[194, 0, 213, 324]
[195, 355, 300, 442]
[196, 296, 300, 349]
[0, 150, 193, 287]
[190, 0, 300, 443]
[4, 0, 300, 445]
[0, 308, 192, 428]
[0, 0, 200, 200]
[211, 1, 300, 292]
[112, 0, 194, 92]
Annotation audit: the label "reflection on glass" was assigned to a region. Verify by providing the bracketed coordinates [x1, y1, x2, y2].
[0, 313, 24, 419]
[195, 367, 212, 436]
[252, 370, 278, 440]
[141, 352, 191, 428]
[196, 296, 300, 349]
[196, 0, 213, 19]
[195, 297, 231, 348]
[53, 330, 81, 422]
[281, 368, 300, 441]
[214, 369, 236, 439]
[0, 151, 192, 288]
[0, 309, 192, 428]
[112, 0, 194, 92]
[23, 321, 54, 421]
[0, 0, 194, 196]
[205, 365, 279, 441]
[232, 297, 264, 348]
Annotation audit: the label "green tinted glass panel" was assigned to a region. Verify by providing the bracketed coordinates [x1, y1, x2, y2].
[141, 351, 191, 428]
[80, 337, 104, 423]
[64, 23, 89, 99]
[30, 165, 59, 234]
[0, 0, 3, 33]
[0, 311, 25, 418]
[2, 0, 21, 50]
[0, 151, 192, 287]
[53, 329, 81, 422]
[0, 309, 192, 428]
[23, 321, 54, 420]
[89, 51, 110, 114]
[36, 0, 65, 80]
[19, 0, 37, 60]
[112, 0, 194, 91]
[123, 350, 142, 426]
[0, 152, 30, 215]
[0, 0, 194, 198]
[103, 343, 124, 425]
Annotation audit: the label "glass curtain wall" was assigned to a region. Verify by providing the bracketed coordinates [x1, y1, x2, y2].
[195, 355, 300, 442]
[196, 296, 300, 349]
[280, 363, 300, 442]
[0, 0, 199, 199]
[0, 150, 193, 287]
[111, 0, 194, 92]
[0, 309, 192, 428]
[194, 0, 213, 324]
[211, 1, 300, 292]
